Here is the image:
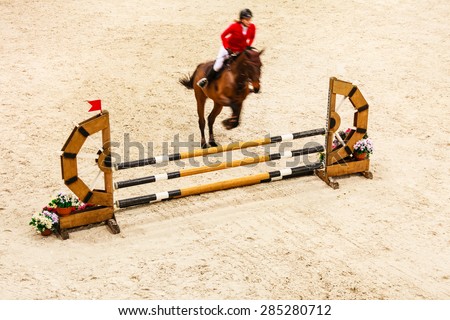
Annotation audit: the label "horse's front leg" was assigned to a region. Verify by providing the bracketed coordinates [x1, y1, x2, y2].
[222, 102, 242, 130]
[207, 103, 223, 147]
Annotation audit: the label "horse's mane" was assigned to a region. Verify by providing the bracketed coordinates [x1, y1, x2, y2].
[244, 48, 262, 65]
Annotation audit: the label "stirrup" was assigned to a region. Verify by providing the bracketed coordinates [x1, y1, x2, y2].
[197, 78, 208, 88]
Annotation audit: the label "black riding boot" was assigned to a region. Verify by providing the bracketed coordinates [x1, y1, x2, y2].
[207, 68, 218, 82]
[197, 68, 218, 88]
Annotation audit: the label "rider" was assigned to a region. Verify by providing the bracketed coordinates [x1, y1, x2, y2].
[197, 8, 256, 88]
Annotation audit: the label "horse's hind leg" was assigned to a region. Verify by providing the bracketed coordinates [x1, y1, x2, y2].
[207, 102, 223, 147]
[195, 90, 208, 148]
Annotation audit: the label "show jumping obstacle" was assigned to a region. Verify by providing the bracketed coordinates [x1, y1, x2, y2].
[57, 77, 372, 239]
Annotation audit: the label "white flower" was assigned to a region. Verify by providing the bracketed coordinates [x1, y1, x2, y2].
[354, 138, 374, 154]
[30, 211, 57, 233]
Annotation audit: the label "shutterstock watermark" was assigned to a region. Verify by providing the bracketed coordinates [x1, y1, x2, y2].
[108, 133, 323, 169]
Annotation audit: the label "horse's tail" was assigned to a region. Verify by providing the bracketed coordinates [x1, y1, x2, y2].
[179, 73, 194, 89]
[179, 68, 198, 90]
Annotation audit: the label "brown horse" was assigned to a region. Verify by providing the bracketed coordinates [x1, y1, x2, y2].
[179, 48, 263, 148]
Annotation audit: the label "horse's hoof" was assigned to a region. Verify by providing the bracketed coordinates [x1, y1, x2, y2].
[201, 143, 209, 149]
[222, 119, 232, 130]
[209, 141, 219, 147]
[222, 118, 239, 130]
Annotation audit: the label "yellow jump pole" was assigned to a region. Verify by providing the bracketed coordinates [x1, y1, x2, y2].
[115, 162, 323, 208]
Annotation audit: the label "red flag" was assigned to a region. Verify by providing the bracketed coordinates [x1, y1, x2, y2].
[87, 100, 102, 112]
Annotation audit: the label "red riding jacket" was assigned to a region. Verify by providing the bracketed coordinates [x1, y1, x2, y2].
[221, 22, 256, 53]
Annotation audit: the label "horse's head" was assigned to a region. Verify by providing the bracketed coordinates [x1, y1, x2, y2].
[243, 48, 264, 93]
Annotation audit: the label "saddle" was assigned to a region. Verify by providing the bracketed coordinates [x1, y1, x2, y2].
[205, 54, 240, 80]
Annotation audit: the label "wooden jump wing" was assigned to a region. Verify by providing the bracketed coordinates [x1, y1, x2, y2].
[316, 77, 373, 189]
[59, 111, 116, 239]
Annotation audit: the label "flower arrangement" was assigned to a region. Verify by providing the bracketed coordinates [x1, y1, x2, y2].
[29, 210, 59, 234]
[28, 192, 94, 236]
[331, 128, 373, 156]
[353, 137, 374, 156]
[48, 192, 80, 209]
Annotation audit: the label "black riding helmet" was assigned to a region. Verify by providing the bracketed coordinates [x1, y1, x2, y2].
[239, 8, 253, 20]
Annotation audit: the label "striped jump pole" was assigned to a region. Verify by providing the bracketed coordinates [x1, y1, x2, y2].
[115, 162, 323, 208]
[114, 128, 325, 170]
[114, 145, 324, 189]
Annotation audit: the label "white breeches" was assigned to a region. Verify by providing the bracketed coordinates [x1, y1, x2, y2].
[213, 46, 230, 71]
